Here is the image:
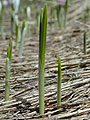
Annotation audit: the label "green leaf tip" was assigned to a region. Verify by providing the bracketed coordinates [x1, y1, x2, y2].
[7, 38, 12, 64]
[21, 20, 26, 34]
[18, 20, 26, 57]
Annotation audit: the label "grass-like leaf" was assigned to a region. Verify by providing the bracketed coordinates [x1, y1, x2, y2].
[0, 1, 4, 39]
[39, 4, 47, 115]
[11, 0, 20, 13]
[84, 30, 87, 55]
[16, 23, 19, 49]
[7, 38, 12, 64]
[26, 7, 31, 19]
[5, 38, 12, 102]
[15, 15, 20, 49]
[56, 5, 61, 28]
[57, 56, 61, 106]
[0, 1, 3, 27]
[5, 58, 10, 102]
[18, 21, 26, 57]
[11, 11, 15, 34]
[56, 0, 68, 30]
[36, 11, 40, 30]
[64, 0, 68, 28]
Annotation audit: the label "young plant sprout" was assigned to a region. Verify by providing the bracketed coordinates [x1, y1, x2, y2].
[39, 4, 47, 115]
[84, 30, 87, 55]
[84, 7, 90, 22]
[57, 56, 61, 107]
[64, 0, 68, 28]
[11, 8, 17, 34]
[11, 0, 20, 34]
[5, 38, 12, 102]
[0, 1, 3, 29]
[50, 7, 57, 32]
[11, 11, 14, 34]
[25, 7, 31, 19]
[24, 6, 31, 36]
[15, 15, 20, 49]
[56, 0, 68, 29]
[11, 12, 19, 35]
[56, 5, 61, 28]
[18, 20, 26, 57]
[11, 0, 20, 14]
[0, 1, 4, 39]
[36, 11, 40, 30]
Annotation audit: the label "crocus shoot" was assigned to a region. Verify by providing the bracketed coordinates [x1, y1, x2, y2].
[25, 6, 31, 19]
[5, 38, 12, 102]
[39, 4, 47, 115]
[84, 30, 87, 55]
[64, 0, 68, 28]
[11, 0, 20, 34]
[57, 0, 68, 29]
[11, 0, 20, 14]
[18, 20, 26, 57]
[15, 15, 20, 49]
[57, 56, 61, 107]
[36, 11, 40, 30]
[0, 1, 4, 39]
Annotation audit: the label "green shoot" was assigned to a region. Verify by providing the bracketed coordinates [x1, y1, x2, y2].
[5, 58, 10, 102]
[0, 1, 4, 39]
[56, 5, 61, 28]
[11, 12, 14, 34]
[25, 7, 31, 19]
[7, 38, 12, 64]
[15, 23, 19, 49]
[36, 11, 40, 29]
[0, 1, 3, 28]
[84, 7, 90, 22]
[57, 56, 61, 107]
[18, 20, 26, 57]
[64, 0, 68, 28]
[11, 0, 20, 14]
[11, 2, 15, 34]
[21, 21, 25, 34]
[15, 15, 20, 49]
[39, 4, 47, 115]
[50, 7, 56, 32]
[5, 38, 12, 102]
[56, 0, 68, 30]
[11, 0, 20, 34]
[84, 30, 87, 55]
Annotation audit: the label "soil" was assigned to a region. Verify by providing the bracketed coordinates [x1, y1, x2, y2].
[0, 0, 90, 119]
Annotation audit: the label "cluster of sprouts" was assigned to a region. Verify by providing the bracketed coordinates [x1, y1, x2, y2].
[2, 0, 87, 116]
